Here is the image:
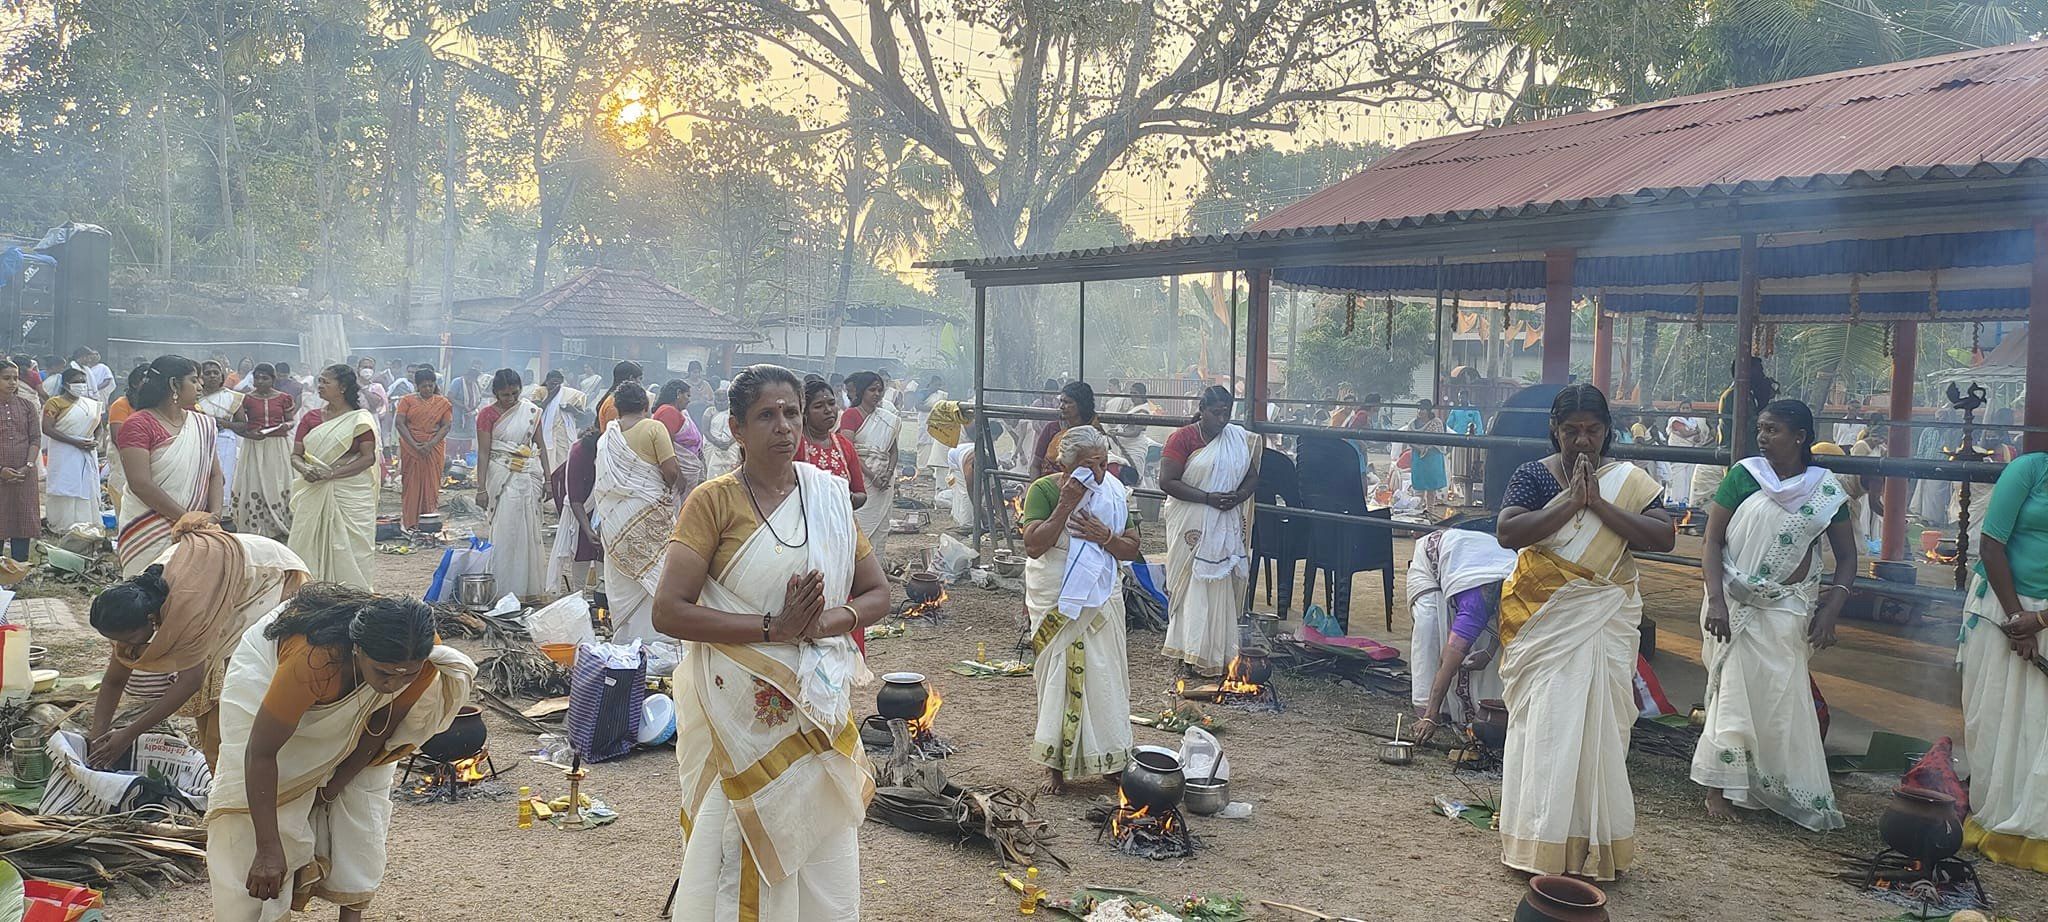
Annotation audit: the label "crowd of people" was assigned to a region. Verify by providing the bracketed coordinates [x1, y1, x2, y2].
[6, 342, 2037, 920]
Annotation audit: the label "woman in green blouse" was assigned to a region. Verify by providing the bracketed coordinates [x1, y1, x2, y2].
[1960, 450, 2048, 872]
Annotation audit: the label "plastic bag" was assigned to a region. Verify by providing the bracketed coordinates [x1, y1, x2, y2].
[527, 593, 596, 646]
[1178, 726, 1229, 782]
[937, 534, 976, 580]
[425, 537, 492, 603]
[643, 641, 684, 679]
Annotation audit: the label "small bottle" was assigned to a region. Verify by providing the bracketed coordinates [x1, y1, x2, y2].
[976, 641, 988, 664]
[517, 786, 535, 829]
[1018, 866, 1039, 915]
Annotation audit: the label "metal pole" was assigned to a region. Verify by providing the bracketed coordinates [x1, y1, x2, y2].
[1248, 270, 1272, 422]
[1077, 281, 1087, 382]
[1432, 258, 1446, 406]
[1229, 271, 1240, 392]
[1168, 276, 1180, 387]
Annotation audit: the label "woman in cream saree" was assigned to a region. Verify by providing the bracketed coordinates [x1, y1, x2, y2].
[1694, 400, 1853, 830]
[1494, 384, 1673, 881]
[842, 372, 901, 560]
[653, 364, 891, 922]
[595, 384, 679, 644]
[288, 365, 380, 590]
[1020, 426, 1137, 795]
[1159, 386, 1259, 675]
[1959, 450, 2048, 872]
[207, 588, 475, 922]
[475, 369, 549, 601]
[199, 360, 246, 494]
[116, 355, 222, 577]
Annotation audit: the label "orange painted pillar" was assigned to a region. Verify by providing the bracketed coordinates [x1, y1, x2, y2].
[1246, 270, 1271, 422]
[2030, 220, 2048, 454]
[1591, 302, 1613, 393]
[1542, 249, 1575, 384]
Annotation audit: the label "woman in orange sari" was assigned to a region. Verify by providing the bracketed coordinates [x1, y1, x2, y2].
[107, 366, 146, 515]
[393, 368, 451, 530]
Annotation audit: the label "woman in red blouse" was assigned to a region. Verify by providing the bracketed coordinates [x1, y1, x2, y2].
[229, 364, 297, 539]
[793, 376, 866, 511]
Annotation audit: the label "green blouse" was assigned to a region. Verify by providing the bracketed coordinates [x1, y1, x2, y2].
[1976, 451, 2048, 599]
[1020, 474, 1141, 530]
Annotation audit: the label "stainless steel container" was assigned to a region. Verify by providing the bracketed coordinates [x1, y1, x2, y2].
[457, 574, 498, 611]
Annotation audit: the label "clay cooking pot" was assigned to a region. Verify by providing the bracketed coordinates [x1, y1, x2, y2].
[1879, 785, 1964, 862]
[1236, 648, 1274, 684]
[420, 705, 488, 764]
[1474, 698, 1510, 750]
[876, 673, 930, 722]
[1514, 875, 1609, 922]
[904, 571, 944, 604]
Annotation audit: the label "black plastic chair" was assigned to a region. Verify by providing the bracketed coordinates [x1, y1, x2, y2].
[1249, 451, 1304, 616]
[1294, 436, 1397, 631]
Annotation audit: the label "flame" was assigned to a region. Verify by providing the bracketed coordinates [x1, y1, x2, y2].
[1924, 547, 1959, 565]
[1108, 790, 1178, 840]
[1174, 678, 1186, 698]
[903, 587, 949, 618]
[1217, 655, 1264, 696]
[909, 686, 943, 737]
[453, 755, 488, 783]
[1678, 508, 1696, 529]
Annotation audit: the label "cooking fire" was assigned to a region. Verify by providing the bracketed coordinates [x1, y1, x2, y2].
[1091, 792, 1199, 860]
[397, 749, 504, 805]
[1177, 651, 1283, 712]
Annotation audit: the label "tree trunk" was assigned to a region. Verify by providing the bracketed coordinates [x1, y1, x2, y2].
[441, 59, 461, 351]
[529, 146, 552, 297]
[304, 31, 334, 304]
[398, 70, 422, 330]
[158, 83, 173, 278]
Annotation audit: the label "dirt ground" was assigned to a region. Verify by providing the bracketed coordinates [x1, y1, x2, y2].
[26, 488, 2048, 922]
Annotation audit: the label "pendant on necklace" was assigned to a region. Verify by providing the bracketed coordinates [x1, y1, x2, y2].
[774, 545, 783, 556]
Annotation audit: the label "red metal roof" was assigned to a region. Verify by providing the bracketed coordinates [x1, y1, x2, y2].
[496, 267, 759, 343]
[1248, 40, 2048, 234]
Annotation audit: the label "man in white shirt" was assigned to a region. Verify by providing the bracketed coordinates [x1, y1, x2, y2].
[1664, 399, 1711, 507]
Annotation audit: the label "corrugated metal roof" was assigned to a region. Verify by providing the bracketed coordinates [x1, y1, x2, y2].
[1249, 41, 2048, 234]
[495, 268, 760, 343]
[925, 41, 2048, 274]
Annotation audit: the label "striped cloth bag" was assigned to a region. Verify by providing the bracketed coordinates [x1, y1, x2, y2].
[566, 641, 645, 763]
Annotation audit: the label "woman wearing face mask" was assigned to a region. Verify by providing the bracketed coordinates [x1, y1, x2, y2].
[87, 522, 307, 767]
[0, 359, 40, 563]
[198, 359, 247, 496]
[229, 363, 299, 540]
[652, 364, 889, 922]
[115, 355, 223, 577]
[288, 365, 380, 589]
[474, 368, 549, 601]
[1492, 384, 1674, 881]
[42, 367, 104, 533]
[206, 586, 475, 922]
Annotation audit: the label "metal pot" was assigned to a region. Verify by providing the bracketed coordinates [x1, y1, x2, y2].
[1120, 745, 1185, 813]
[991, 553, 1026, 579]
[1515, 876, 1610, 922]
[416, 512, 444, 535]
[1879, 785, 1965, 862]
[876, 673, 930, 722]
[1236, 648, 1274, 684]
[904, 571, 944, 604]
[456, 574, 497, 611]
[420, 705, 489, 764]
[1378, 739, 1415, 765]
[1474, 698, 1510, 750]
[1183, 778, 1230, 816]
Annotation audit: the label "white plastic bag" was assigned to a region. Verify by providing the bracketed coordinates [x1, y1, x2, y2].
[937, 534, 976, 580]
[1178, 726, 1229, 782]
[527, 593, 596, 646]
[644, 640, 685, 679]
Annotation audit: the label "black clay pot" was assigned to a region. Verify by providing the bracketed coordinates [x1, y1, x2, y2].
[1514, 876, 1609, 922]
[1237, 648, 1274, 684]
[905, 572, 944, 604]
[420, 705, 488, 763]
[876, 673, 930, 722]
[1119, 746, 1185, 813]
[1880, 785, 1964, 862]
[1474, 698, 1510, 750]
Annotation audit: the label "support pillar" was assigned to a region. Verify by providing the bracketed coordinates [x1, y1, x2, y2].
[1883, 320, 1917, 562]
[1247, 269, 1271, 422]
[1731, 234, 1761, 459]
[538, 331, 553, 376]
[1076, 281, 1087, 382]
[2030, 220, 2048, 453]
[1591, 298, 1614, 393]
[1542, 249, 1575, 384]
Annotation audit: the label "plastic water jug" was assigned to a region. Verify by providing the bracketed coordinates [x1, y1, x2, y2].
[0, 623, 31, 703]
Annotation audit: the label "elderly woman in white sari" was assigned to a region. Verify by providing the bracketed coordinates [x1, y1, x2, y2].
[531, 369, 586, 485]
[1020, 425, 1137, 795]
[41, 366, 103, 532]
[653, 364, 890, 922]
[207, 586, 475, 922]
[1494, 384, 1673, 881]
[1694, 399, 1853, 829]
[116, 355, 223, 577]
[287, 365, 379, 590]
[840, 372, 901, 558]
[595, 383, 679, 644]
[1159, 386, 1260, 676]
[87, 521, 308, 767]
[474, 368, 549, 601]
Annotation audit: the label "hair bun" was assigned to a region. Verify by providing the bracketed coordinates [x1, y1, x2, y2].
[136, 563, 171, 597]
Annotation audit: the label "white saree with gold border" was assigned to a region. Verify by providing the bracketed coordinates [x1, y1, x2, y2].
[286, 409, 378, 590]
[673, 463, 873, 922]
[1162, 425, 1260, 672]
[205, 610, 475, 921]
[1496, 461, 1661, 881]
[595, 420, 676, 645]
[1024, 488, 1134, 778]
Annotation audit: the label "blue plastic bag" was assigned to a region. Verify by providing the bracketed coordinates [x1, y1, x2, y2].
[425, 536, 491, 602]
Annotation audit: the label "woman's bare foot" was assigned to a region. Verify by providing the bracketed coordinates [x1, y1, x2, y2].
[1704, 788, 1739, 821]
[1038, 767, 1065, 796]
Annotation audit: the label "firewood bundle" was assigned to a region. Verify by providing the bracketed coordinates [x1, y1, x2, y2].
[0, 809, 205, 896]
[868, 783, 1067, 871]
